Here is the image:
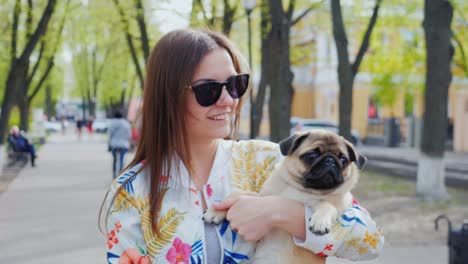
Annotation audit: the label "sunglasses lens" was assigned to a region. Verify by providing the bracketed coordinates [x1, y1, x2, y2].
[193, 82, 222, 107]
[226, 74, 249, 99]
[191, 74, 250, 107]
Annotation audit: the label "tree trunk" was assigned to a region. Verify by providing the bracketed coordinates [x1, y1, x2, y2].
[18, 94, 30, 131]
[417, 0, 453, 200]
[222, 0, 236, 36]
[45, 84, 53, 120]
[330, 0, 381, 141]
[331, 0, 353, 141]
[268, 0, 294, 142]
[0, 61, 22, 142]
[250, 0, 271, 139]
[0, 0, 56, 143]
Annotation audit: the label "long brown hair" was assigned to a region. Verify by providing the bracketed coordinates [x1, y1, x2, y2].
[100, 29, 248, 234]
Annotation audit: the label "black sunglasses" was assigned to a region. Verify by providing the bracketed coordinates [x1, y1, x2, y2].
[189, 74, 249, 107]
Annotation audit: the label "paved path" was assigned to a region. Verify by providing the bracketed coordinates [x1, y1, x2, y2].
[0, 132, 450, 263]
[0, 132, 112, 263]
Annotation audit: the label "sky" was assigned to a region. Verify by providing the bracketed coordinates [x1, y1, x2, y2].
[151, 0, 191, 33]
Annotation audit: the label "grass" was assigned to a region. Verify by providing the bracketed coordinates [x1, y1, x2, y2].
[354, 169, 468, 209]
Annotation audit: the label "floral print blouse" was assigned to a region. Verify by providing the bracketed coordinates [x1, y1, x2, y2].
[104, 139, 384, 264]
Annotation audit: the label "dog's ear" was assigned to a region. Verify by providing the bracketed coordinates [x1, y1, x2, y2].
[344, 139, 367, 169]
[279, 133, 308, 156]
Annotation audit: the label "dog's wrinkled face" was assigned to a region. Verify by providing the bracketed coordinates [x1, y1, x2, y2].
[279, 130, 366, 194]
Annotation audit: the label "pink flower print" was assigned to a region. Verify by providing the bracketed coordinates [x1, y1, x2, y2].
[115, 221, 122, 232]
[165, 238, 192, 264]
[118, 248, 151, 264]
[107, 230, 119, 249]
[206, 184, 213, 198]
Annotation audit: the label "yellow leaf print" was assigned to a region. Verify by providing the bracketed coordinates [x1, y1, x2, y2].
[357, 245, 369, 255]
[113, 187, 138, 212]
[232, 141, 278, 192]
[142, 207, 185, 258]
[363, 231, 380, 249]
[330, 222, 350, 242]
[344, 237, 361, 250]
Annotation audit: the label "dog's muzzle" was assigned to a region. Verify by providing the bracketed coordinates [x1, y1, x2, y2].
[302, 153, 345, 190]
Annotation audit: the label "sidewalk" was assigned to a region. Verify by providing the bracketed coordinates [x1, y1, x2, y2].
[0, 133, 450, 263]
[359, 145, 468, 188]
[0, 132, 112, 263]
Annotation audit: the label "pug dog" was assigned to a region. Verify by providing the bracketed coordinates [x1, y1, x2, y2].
[203, 130, 366, 263]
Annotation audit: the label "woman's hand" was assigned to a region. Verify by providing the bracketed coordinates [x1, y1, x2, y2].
[212, 195, 306, 242]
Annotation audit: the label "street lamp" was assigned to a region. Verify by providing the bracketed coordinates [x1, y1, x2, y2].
[242, 0, 256, 139]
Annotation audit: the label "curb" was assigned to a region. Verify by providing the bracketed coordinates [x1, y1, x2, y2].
[364, 159, 468, 189]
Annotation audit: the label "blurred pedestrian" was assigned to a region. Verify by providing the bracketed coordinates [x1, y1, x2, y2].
[61, 117, 68, 135]
[108, 111, 131, 178]
[87, 115, 94, 135]
[76, 116, 84, 139]
[8, 126, 37, 167]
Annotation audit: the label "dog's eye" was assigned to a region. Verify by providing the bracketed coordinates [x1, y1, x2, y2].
[301, 151, 319, 163]
[340, 156, 348, 167]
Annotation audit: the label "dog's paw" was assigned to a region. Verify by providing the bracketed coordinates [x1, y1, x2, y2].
[202, 207, 227, 225]
[308, 214, 332, 236]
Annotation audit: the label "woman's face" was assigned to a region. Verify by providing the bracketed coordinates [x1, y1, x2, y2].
[186, 48, 238, 143]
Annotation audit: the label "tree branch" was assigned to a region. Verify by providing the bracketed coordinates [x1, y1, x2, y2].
[26, 0, 33, 41]
[50, 0, 70, 54]
[93, 46, 111, 96]
[19, 0, 56, 64]
[290, 1, 323, 27]
[452, 31, 468, 76]
[28, 60, 53, 101]
[196, 0, 209, 23]
[134, 0, 150, 63]
[287, 0, 296, 20]
[351, 0, 382, 77]
[27, 40, 45, 87]
[28, 0, 70, 97]
[113, 0, 144, 89]
[11, 0, 20, 62]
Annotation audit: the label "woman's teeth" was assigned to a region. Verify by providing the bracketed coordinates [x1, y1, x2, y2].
[209, 113, 228, 120]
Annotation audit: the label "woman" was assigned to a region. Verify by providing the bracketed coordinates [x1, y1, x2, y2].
[108, 110, 132, 178]
[101, 29, 383, 264]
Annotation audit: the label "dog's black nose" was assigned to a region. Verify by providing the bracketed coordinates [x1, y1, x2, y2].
[324, 157, 336, 167]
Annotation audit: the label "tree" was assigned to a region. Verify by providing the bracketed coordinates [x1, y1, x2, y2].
[112, 0, 150, 90]
[190, 0, 239, 36]
[330, 0, 382, 141]
[451, 0, 467, 77]
[251, 0, 321, 141]
[416, 0, 454, 200]
[0, 0, 57, 143]
[17, 0, 70, 130]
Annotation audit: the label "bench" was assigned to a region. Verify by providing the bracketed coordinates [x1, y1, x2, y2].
[7, 138, 29, 167]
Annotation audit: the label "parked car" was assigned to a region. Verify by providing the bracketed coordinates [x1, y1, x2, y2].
[92, 119, 109, 133]
[44, 121, 62, 133]
[290, 117, 361, 145]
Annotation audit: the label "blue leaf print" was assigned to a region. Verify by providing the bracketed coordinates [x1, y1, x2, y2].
[231, 229, 237, 245]
[117, 170, 137, 194]
[190, 239, 204, 264]
[219, 219, 229, 236]
[223, 249, 249, 264]
[339, 210, 367, 227]
[107, 252, 119, 264]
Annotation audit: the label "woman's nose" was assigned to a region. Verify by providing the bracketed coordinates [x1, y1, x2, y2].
[216, 86, 235, 106]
